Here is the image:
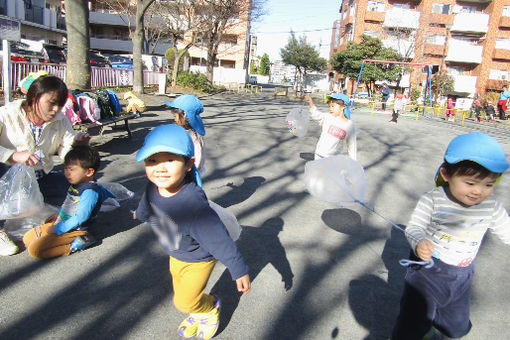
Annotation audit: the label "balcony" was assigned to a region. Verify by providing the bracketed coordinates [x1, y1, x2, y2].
[383, 8, 420, 30]
[450, 12, 489, 34]
[365, 11, 385, 22]
[445, 40, 483, 63]
[451, 75, 477, 94]
[382, 39, 415, 58]
[90, 11, 131, 26]
[90, 37, 171, 55]
[500, 16, 510, 28]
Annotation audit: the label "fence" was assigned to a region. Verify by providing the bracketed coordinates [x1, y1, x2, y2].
[0, 62, 164, 93]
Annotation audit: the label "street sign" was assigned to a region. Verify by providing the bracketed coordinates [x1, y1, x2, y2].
[0, 15, 20, 42]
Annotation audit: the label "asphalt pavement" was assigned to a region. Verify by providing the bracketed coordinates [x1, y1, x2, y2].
[1, 88, 510, 340]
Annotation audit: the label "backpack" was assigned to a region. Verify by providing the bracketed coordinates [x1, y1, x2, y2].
[93, 89, 115, 119]
[106, 89, 122, 116]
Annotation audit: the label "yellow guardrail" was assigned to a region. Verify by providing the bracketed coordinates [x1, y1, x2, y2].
[366, 100, 470, 126]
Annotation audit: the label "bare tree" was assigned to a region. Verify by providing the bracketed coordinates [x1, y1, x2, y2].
[64, 0, 90, 89]
[191, 0, 265, 84]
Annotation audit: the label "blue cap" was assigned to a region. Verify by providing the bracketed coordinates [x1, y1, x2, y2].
[325, 93, 351, 119]
[136, 124, 202, 187]
[435, 132, 508, 186]
[164, 95, 205, 136]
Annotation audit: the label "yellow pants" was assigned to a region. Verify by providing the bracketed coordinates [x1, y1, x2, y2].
[23, 222, 87, 259]
[170, 257, 217, 314]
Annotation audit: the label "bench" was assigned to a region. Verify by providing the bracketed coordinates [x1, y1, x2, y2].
[73, 113, 138, 139]
[274, 87, 288, 97]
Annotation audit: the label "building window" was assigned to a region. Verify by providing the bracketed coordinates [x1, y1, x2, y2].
[367, 1, 385, 12]
[427, 34, 446, 45]
[432, 3, 450, 14]
[364, 30, 381, 38]
[503, 6, 510, 17]
[496, 38, 510, 50]
[489, 69, 510, 80]
[452, 5, 476, 14]
[393, 3, 411, 9]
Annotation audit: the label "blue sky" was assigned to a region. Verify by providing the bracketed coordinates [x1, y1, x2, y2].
[251, 0, 342, 61]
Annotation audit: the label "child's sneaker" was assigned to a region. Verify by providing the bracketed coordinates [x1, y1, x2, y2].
[197, 297, 221, 340]
[178, 314, 200, 338]
[70, 234, 97, 253]
[0, 230, 18, 256]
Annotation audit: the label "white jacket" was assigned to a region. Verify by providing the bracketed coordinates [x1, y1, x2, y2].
[0, 99, 76, 174]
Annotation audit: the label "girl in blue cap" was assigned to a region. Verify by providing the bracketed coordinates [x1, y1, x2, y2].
[391, 132, 510, 339]
[304, 93, 356, 160]
[133, 124, 250, 340]
[165, 95, 207, 175]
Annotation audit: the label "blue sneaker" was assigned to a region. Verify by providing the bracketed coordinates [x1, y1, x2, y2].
[70, 234, 96, 253]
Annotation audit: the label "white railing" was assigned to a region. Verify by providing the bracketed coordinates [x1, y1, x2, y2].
[0, 62, 164, 92]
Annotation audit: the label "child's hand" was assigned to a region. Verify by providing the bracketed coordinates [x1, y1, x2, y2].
[416, 239, 434, 261]
[132, 210, 137, 220]
[46, 225, 57, 234]
[45, 213, 58, 224]
[236, 274, 251, 296]
[304, 95, 314, 108]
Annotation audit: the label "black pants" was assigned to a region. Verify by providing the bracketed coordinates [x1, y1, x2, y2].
[382, 97, 388, 111]
[391, 110, 399, 122]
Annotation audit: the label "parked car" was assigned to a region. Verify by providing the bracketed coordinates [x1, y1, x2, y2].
[89, 51, 111, 67]
[42, 43, 66, 64]
[103, 54, 133, 69]
[0, 41, 46, 63]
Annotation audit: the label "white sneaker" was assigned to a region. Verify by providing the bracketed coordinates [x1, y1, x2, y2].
[0, 230, 18, 256]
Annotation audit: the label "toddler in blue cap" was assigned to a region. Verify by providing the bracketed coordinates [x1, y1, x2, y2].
[304, 93, 356, 160]
[133, 124, 251, 340]
[392, 132, 510, 340]
[165, 95, 207, 174]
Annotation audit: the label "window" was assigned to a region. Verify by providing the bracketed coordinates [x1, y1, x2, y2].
[503, 6, 510, 17]
[427, 34, 446, 45]
[364, 30, 381, 38]
[496, 38, 510, 50]
[367, 1, 385, 12]
[432, 3, 450, 14]
[489, 69, 510, 80]
[393, 3, 411, 9]
[452, 5, 476, 14]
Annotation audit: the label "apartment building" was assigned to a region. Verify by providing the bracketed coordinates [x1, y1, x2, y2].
[0, 0, 66, 45]
[330, 0, 510, 100]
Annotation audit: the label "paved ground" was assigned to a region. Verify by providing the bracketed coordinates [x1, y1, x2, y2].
[1, 89, 510, 340]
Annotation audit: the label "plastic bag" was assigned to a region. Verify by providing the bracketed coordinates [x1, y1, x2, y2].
[99, 182, 134, 212]
[0, 164, 44, 219]
[209, 200, 242, 241]
[4, 203, 58, 241]
[304, 155, 367, 207]
[286, 108, 309, 138]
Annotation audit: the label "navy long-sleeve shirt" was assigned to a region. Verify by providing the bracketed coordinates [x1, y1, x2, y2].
[135, 181, 249, 280]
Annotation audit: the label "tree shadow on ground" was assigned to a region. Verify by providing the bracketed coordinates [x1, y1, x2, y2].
[213, 176, 266, 208]
[210, 217, 293, 336]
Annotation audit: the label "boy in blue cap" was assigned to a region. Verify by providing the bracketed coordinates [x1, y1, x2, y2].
[165, 95, 207, 175]
[133, 124, 250, 340]
[391, 132, 510, 339]
[304, 93, 356, 160]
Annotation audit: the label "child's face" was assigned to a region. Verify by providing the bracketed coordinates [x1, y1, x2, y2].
[144, 152, 194, 196]
[64, 161, 94, 185]
[440, 168, 496, 206]
[172, 110, 186, 127]
[329, 101, 346, 118]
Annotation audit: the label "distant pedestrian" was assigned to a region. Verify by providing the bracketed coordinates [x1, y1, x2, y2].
[165, 95, 207, 175]
[446, 97, 455, 121]
[133, 124, 251, 340]
[390, 93, 404, 123]
[484, 101, 496, 122]
[304, 93, 356, 160]
[381, 83, 390, 111]
[472, 97, 482, 122]
[391, 132, 510, 340]
[497, 85, 510, 120]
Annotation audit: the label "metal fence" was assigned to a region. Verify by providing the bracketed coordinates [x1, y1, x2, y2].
[0, 62, 164, 93]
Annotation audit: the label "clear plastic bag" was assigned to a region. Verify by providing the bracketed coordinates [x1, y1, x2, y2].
[286, 108, 309, 138]
[4, 203, 58, 241]
[0, 164, 44, 220]
[209, 200, 242, 241]
[99, 182, 135, 212]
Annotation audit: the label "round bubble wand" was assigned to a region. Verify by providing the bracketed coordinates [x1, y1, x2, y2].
[304, 155, 434, 268]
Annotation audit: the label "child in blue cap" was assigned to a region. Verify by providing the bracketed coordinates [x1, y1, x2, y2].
[165, 95, 207, 175]
[391, 132, 510, 339]
[133, 124, 250, 340]
[304, 93, 356, 160]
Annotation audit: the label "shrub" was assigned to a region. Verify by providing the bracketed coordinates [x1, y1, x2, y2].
[176, 71, 213, 93]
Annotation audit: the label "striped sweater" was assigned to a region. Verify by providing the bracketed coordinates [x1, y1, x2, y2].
[406, 186, 510, 267]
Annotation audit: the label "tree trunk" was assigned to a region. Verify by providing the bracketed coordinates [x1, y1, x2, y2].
[133, 0, 155, 94]
[64, 0, 90, 90]
[206, 47, 216, 85]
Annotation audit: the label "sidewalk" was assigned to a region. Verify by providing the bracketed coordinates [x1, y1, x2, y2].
[1, 91, 510, 339]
